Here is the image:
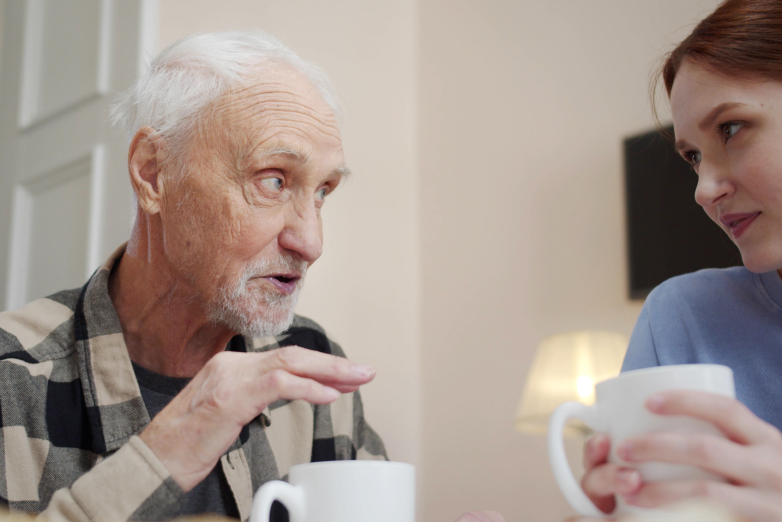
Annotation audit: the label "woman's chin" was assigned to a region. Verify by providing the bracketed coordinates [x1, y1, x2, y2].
[738, 251, 782, 274]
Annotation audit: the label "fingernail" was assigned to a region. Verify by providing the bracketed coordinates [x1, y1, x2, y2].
[352, 364, 374, 378]
[617, 441, 633, 460]
[647, 394, 665, 412]
[617, 469, 641, 492]
[324, 387, 340, 400]
[586, 433, 603, 452]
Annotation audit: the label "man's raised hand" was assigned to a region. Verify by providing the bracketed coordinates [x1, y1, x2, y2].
[139, 346, 375, 491]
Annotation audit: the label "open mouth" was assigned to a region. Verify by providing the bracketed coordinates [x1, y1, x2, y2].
[272, 275, 295, 284]
[260, 274, 301, 295]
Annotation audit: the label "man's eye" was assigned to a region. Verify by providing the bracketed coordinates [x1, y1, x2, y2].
[315, 187, 328, 200]
[261, 177, 283, 191]
[723, 123, 742, 140]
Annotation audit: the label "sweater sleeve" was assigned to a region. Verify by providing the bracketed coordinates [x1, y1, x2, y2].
[38, 437, 185, 522]
[621, 302, 661, 372]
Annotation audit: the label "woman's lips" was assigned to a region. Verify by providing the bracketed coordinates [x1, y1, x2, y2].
[720, 212, 761, 240]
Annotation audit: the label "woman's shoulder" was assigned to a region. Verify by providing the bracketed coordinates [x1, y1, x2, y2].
[624, 266, 756, 371]
[646, 266, 753, 308]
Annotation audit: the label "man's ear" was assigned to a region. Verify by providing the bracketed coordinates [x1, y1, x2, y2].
[128, 126, 167, 215]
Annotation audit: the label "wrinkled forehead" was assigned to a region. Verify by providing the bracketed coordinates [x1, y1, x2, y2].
[210, 64, 342, 159]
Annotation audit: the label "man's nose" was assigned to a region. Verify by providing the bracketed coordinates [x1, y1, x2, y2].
[277, 198, 323, 264]
[694, 160, 735, 208]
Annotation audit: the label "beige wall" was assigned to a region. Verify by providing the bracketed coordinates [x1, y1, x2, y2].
[160, 1, 721, 520]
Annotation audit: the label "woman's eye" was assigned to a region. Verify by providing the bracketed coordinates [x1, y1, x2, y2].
[261, 177, 283, 191]
[687, 150, 702, 165]
[723, 123, 742, 140]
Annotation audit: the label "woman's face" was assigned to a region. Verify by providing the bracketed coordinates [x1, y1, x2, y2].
[670, 60, 782, 273]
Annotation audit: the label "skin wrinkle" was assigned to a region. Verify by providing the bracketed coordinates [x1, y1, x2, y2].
[243, 121, 336, 155]
[219, 106, 338, 139]
[219, 85, 340, 139]
[217, 80, 339, 124]
[212, 80, 342, 200]
[231, 97, 339, 128]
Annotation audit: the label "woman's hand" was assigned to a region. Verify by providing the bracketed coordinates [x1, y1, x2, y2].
[580, 432, 643, 513]
[587, 390, 782, 521]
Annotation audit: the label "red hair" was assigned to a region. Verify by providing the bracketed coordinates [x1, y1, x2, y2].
[661, 0, 782, 95]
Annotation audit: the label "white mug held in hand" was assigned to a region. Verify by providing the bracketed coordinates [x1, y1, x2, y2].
[250, 461, 416, 522]
[548, 364, 735, 517]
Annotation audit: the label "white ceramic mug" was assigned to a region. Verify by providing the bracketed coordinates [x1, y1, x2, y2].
[250, 460, 416, 522]
[548, 364, 736, 517]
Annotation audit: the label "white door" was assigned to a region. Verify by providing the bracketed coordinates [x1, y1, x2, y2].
[0, 0, 158, 310]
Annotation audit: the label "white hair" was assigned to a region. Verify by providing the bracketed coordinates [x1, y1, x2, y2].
[110, 30, 343, 165]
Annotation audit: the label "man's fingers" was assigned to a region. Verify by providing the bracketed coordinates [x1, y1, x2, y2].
[317, 382, 362, 393]
[583, 433, 610, 470]
[259, 369, 342, 405]
[626, 480, 782, 521]
[646, 390, 780, 445]
[261, 346, 375, 386]
[455, 511, 505, 522]
[581, 462, 641, 514]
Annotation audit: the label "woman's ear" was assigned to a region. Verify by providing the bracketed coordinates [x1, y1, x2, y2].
[128, 126, 167, 215]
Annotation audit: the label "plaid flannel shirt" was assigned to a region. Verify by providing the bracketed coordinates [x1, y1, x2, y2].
[0, 246, 387, 522]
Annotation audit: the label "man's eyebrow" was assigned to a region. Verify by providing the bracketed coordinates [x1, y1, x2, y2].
[257, 147, 310, 162]
[255, 147, 351, 180]
[334, 166, 352, 180]
[698, 102, 747, 131]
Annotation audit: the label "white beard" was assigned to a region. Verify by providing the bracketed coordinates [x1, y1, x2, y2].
[207, 255, 307, 338]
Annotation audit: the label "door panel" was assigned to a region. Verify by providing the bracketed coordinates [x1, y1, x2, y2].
[0, 0, 159, 310]
[19, 0, 107, 127]
[25, 156, 93, 300]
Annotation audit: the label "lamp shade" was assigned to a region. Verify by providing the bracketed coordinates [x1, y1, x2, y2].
[515, 330, 628, 436]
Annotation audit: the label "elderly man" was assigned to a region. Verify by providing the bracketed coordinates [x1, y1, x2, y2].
[0, 31, 503, 522]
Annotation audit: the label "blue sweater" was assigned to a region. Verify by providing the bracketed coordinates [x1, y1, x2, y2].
[622, 267, 782, 432]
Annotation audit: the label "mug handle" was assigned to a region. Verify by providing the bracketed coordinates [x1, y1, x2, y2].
[250, 480, 306, 522]
[548, 401, 606, 518]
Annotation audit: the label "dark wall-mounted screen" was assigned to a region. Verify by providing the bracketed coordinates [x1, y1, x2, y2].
[624, 126, 742, 300]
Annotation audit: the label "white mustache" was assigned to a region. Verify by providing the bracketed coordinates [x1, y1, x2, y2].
[238, 256, 308, 287]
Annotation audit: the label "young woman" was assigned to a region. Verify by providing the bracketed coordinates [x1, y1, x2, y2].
[580, 1, 782, 520]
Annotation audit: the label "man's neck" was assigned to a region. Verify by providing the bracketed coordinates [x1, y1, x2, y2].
[109, 222, 236, 378]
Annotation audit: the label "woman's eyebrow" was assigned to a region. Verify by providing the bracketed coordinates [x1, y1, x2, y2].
[674, 138, 691, 154]
[674, 102, 751, 152]
[698, 102, 747, 130]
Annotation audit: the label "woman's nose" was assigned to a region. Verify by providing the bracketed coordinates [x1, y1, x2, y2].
[694, 161, 735, 208]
